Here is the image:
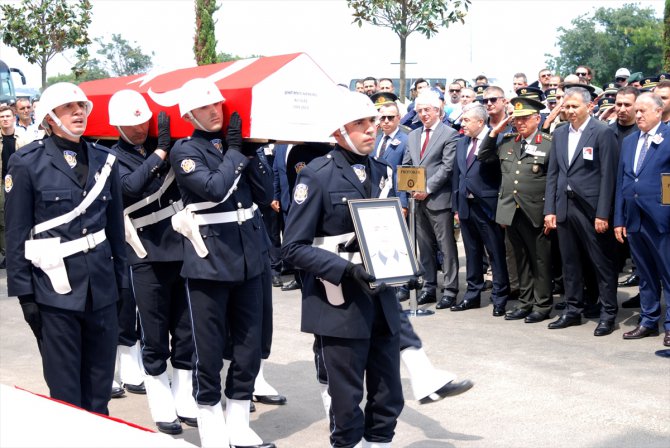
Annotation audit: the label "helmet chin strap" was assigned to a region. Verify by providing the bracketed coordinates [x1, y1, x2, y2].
[339, 126, 366, 156]
[47, 111, 83, 139]
[187, 112, 214, 132]
[116, 127, 139, 145]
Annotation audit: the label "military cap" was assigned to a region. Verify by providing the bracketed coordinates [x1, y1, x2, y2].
[658, 73, 670, 82]
[369, 92, 399, 109]
[515, 86, 545, 101]
[474, 84, 489, 100]
[641, 76, 659, 91]
[597, 97, 615, 111]
[563, 83, 597, 100]
[602, 82, 618, 98]
[510, 97, 544, 117]
[544, 88, 558, 103]
[627, 72, 644, 83]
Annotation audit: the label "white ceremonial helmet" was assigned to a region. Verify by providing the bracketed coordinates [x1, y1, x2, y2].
[178, 78, 225, 118]
[329, 89, 379, 155]
[108, 89, 152, 126]
[34, 82, 93, 138]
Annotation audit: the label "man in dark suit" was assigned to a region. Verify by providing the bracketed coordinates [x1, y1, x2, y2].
[451, 103, 509, 315]
[479, 97, 554, 323]
[614, 93, 670, 347]
[401, 90, 460, 306]
[544, 86, 619, 336]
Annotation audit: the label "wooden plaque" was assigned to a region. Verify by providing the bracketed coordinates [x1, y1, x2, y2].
[662, 173, 670, 205]
[396, 166, 426, 192]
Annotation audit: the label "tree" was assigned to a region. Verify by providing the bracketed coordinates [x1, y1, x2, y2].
[194, 0, 219, 65]
[93, 34, 154, 77]
[664, 0, 669, 72]
[216, 52, 264, 63]
[347, 0, 470, 100]
[0, 0, 92, 88]
[546, 3, 663, 85]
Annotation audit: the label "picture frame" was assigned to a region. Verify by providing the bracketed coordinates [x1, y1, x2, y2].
[348, 197, 420, 287]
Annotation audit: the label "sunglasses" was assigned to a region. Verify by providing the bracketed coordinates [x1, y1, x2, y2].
[615, 77, 627, 82]
[449, 89, 461, 93]
[576, 72, 588, 77]
[540, 73, 552, 77]
[483, 97, 503, 104]
[379, 115, 397, 122]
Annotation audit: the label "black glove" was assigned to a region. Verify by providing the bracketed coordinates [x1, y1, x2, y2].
[344, 263, 387, 297]
[407, 277, 423, 291]
[241, 141, 264, 157]
[19, 295, 42, 341]
[225, 112, 242, 152]
[157, 111, 171, 151]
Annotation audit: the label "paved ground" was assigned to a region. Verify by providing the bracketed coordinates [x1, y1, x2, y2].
[1, 247, 669, 447]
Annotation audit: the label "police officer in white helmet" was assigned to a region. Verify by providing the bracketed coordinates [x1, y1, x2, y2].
[5, 82, 127, 414]
[169, 78, 274, 448]
[108, 89, 199, 434]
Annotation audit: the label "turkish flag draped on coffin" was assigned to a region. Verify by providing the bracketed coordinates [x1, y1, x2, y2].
[80, 53, 340, 143]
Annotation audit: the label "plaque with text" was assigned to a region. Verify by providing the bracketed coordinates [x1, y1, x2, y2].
[662, 173, 670, 205]
[396, 166, 426, 192]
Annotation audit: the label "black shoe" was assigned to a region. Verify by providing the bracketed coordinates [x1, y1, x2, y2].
[554, 301, 567, 310]
[231, 443, 276, 448]
[622, 325, 659, 339]
[618, 273, 639, 287]
[505, 308, 531, 320]
[594, 321, 615, 336]
[492, 304, 506, 316]
[435, 296, 456, 310]
[281, 280, 300, 291]
[250, 401, 256, 412]
[123, 382, 146, 394]
[272, 275, 283, 287]
[524, 311, 550, 323]
[548, 314, 582, 329]
[178, 415, 198, 427]
[418, 379, 474, 404]
[582, 304, 601, 319]
[253, 394, 287, 405]
[416, 291, 437, 306]
[111, 386, 125, 399]
[621, 294, 640, 309]
[396, 288, 410, 302]
[483, 280, 493, 291]
[156, 419, 182, 435]
[450, 298, 480, 312]
[508, 289, 520, 301]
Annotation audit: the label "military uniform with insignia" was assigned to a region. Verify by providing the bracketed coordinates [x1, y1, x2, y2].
[5, 83, 127, 414]
[478, 97, 554, 320]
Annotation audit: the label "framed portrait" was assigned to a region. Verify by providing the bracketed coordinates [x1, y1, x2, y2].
[348, 198, 420, 287]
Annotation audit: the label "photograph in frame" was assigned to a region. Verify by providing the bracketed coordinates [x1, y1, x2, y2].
[348, 198, 420, 287]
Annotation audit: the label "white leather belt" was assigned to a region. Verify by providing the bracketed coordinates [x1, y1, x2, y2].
[193, 204, 258, 226]
[131, 200, 184, 229]
[312, 232, 362, 264]
[60, 229, 107, 257]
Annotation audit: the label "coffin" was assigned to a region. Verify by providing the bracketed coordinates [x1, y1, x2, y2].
[79, 53, 339, 142]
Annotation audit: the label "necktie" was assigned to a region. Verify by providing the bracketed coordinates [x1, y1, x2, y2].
[420, 128, 431, 158]
[379, 135, 390, 159]
[636, 133, 650, 174]
[466, 137, 478, 167]
[520, 139, 527, 156]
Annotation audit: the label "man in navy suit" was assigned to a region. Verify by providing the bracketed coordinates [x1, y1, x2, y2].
[614, 92, 670, 347]
[452, 103, 509, 315]
[373, 98, 409, 209]
[544, 86, 619, 336]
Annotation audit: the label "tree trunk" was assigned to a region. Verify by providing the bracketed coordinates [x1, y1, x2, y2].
[399, 36, 407, 102]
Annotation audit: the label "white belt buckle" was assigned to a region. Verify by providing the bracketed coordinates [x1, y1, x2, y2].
[84, 233, 97, 252]
[171, 201, 182, 214]
[236, 208, 246, 225]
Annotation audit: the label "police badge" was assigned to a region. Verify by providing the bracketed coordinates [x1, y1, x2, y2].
[181, 159, 196, 173]
[294, 183, 308, 204]
[63, 150, 77, 168]
[352, 164, 366, 183]
[4, 175, 12, 193]
[532, 164, 540, 173]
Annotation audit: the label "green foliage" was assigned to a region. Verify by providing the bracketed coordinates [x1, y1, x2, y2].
[194, 0, 219, 65]
[664, 0, 669, 71]
[546, 3, 663, 85]
[347, 0, 470, 100]
[216, 52, 264, 63]
[0, 0, 93, 88]
[92, 34, 154, 77]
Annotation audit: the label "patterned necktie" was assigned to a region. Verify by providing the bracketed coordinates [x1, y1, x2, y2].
[466, 137, 478, 167]
[379, 135, 390, 159]
[636, 133, 650, 174]
[520, 139, 527, 156]
[420, 128, 431, 158]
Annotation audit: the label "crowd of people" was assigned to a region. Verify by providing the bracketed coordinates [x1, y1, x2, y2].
[0, 62, 668, 448]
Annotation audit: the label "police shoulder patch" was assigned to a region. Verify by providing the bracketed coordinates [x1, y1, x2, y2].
[293, 183, 308, 204]
[181, 159, 196, 173]
[4, 175, 13, 193]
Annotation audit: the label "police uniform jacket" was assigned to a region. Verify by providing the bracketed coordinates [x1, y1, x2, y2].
[281, 146, 400, 339]
[115, 139, 184, 265]
[5, 137, 128, 311]
[170, 130, 272, 282]
[478, 130, 553, 227]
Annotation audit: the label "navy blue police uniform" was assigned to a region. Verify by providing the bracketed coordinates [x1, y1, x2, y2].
[5, 135, 127, 414]
[282, 146, 403, 447]
[115, 138, 192, 376]
[170, 129, 272, 405]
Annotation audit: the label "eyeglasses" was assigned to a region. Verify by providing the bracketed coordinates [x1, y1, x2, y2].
[540, 73, 552, 78]
[576, 72, 588, 77]
[448, 89, 461, 93]
[483, 97, 503, 104]
[379, 115, 397, 121]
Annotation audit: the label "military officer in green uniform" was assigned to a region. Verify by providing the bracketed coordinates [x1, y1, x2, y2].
[478, 97, 554, 323]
